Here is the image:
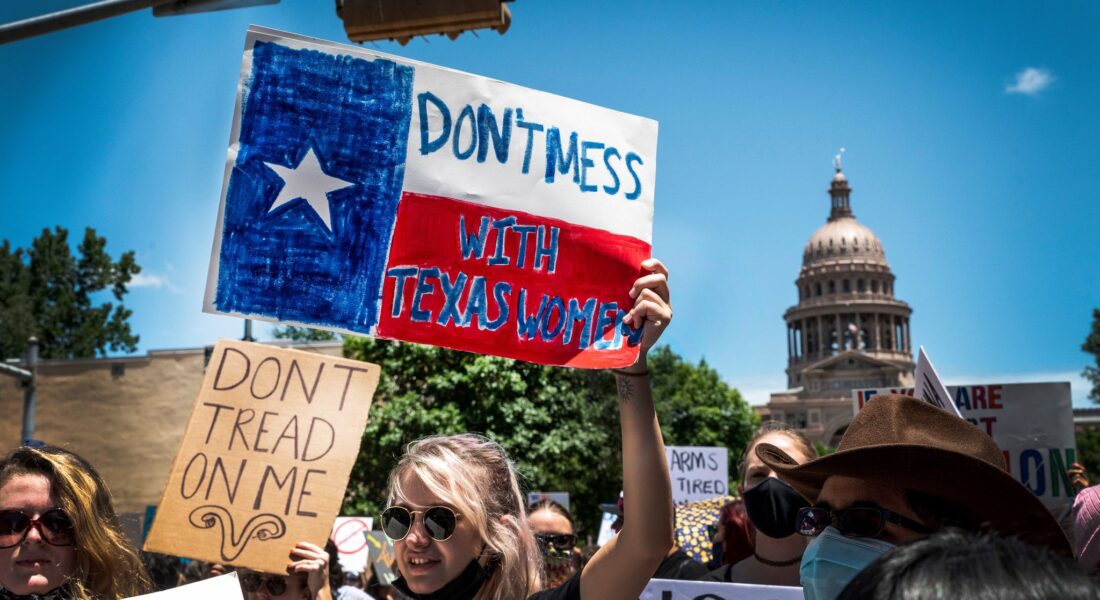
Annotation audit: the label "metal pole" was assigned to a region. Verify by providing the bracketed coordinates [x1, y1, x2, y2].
[0, 0, 170, 46]
[243, 319, 255, 342]
[21, 337, 38, 445]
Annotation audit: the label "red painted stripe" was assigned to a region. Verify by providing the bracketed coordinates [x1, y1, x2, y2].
[376, 192, 651, 368]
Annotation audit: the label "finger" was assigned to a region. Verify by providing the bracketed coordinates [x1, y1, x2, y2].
[629, 298, 672, 329]
[629, 273, 670, 303]
[640, 257, 669, 278]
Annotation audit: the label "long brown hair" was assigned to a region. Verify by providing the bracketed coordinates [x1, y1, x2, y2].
[386, 434, 542, 600]
[0, 445, 152, 599]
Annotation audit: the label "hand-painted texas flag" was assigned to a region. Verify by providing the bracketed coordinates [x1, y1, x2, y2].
[205, 27, 658, 368]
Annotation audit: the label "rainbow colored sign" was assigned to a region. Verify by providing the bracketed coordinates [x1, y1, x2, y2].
[204, 27, 658, 368]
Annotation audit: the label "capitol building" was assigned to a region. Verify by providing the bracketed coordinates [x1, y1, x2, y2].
[764, 162, 915, 446]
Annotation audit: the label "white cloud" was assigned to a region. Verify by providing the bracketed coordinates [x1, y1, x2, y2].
[129, 271, 180, 293]
[1005, 67, 1054, 96]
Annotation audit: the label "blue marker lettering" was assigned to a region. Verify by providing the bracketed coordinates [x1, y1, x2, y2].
[459, 215, 491, 260]
[385, 266, 419, 317]
[463, 276, 487, 329]
[539, 296, 566, 340]
[410, 268, 441, 323]
[516, 109, 544, 175]
[593, 301, 619, 350]
[436, 271, 469, 326]
[417, 92, 450, 155]
[563, 298, 597, 348]
[602, 147, 621, 195]
[517, 290, 548, 340]
[511, 225, 536, 268]
[545, 127, 579, 184]
[579, 141, 605, 193]
[534, 226, 559, 273]
[487, 282, 512, 331]
[476, 104, 512, 164]
[625, 152, 644, 200]
[488, 217, 517, 266]
[452, 105, 477, 160]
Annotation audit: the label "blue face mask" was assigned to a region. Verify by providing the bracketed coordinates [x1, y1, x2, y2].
[800, 526, 895, 600]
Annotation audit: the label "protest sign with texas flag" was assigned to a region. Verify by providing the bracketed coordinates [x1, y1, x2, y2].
[205, 26, 658, 368]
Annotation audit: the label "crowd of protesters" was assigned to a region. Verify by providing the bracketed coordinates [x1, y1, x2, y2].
[2, 260, 1099, 599]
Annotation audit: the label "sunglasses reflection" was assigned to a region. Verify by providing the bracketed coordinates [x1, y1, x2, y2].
[240, 571, 307, 600]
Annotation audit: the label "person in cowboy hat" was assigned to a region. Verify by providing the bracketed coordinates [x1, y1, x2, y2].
[755, 394, 1071, 600]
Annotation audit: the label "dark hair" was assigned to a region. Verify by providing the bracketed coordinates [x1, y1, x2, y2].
[837, 530, 1100, 600]
[526, 499, 575, 533]
[325, 539, 342, 591]
[738, 420, 817, 481]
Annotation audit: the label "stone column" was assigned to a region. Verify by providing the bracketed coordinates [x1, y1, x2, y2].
[872, 314, 881, 351]
[787, 323, 793, 360]
[835, 313, 843, 354]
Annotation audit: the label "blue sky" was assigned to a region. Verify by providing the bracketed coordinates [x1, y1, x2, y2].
[2, 1, 1097, 405]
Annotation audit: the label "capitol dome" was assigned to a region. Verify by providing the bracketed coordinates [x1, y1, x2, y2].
[768, 163, 915, 446]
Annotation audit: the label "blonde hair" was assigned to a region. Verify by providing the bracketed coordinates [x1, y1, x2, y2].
[0, 445, 152, 600]
[386, 435, 542, 600]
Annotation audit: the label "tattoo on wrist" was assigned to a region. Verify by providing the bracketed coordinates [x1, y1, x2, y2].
[617, 375, 636, 401]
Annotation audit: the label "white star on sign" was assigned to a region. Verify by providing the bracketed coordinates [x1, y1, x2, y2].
[264, 147, 355, 232]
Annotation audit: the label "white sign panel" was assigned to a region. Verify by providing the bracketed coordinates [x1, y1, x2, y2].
[853, 382, 1075, 508]
[330, 516, 374, 574]
[126, 573, 243, 599]
[640, 578, 804, 600]
[913, 347, 963, 418]
[666, 446, 729, 503]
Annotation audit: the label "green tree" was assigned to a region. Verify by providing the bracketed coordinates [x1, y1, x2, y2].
[272, 325, 338, 342]
[1076, 428, 1100, 482]
[1084, 309, 1100, 404]
[0, 227, 140, 359]
[341, 338, 755, 532]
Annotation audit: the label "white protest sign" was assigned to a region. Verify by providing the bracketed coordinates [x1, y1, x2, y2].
[330, 516, 374, 574]
[126, 572, 243, 599]
[666, 446, 729, 503]
[640, 578, 804, 600]
[527, 491, 570, 511]
[205, 26, 658, 369]
[853, 382, 1075, 508]
[913, 346, 963, 418]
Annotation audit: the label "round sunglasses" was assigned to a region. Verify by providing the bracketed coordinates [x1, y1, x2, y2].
[240, 573, 288, 596]
[797, 505, 933, 538]
[381, 506, 459, 542]
[0, 508, 75, 548]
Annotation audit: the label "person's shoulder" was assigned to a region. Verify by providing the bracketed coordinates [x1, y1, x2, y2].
[528, 571, 582, 600]
[702, 563, 734, 582]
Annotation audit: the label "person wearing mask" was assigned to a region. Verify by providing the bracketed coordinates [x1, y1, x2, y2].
[0, 444, 152, 599]
[757, 394, 1071, 600]
[379, 258, 674, 600]
[706, 421, 818, 585]
[526, 500, 580, 589]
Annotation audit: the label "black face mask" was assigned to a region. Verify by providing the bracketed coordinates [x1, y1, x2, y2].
[742, 477, 809, 538]
[393, 558, 494, 600]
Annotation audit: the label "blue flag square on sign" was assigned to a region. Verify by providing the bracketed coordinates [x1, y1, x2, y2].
[214, 41, 414, 332]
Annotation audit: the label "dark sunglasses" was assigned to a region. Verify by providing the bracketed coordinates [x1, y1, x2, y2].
[241, 573, 288, 596]
[381, 506, 459, 542]
[0, 508, 75, 549]
[797, 505, 933, 539]
[535, 533, 577, 552]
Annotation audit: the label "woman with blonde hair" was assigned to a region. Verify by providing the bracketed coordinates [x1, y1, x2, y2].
[380, 258, 674, 600]
[0, 444, 151, 599]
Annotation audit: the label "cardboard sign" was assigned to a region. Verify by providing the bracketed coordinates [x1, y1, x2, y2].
[366, 532, 398, 585]
[126, 572, 243, 599]
[666, 446, 729, 503]
[144, 340, 379, 573]
[853, 382, 1075, 508]
[639, 579, 804, 600]
[330, 516, 374, 574]
[913, 347, 963, 418]
[527, 491, 570, 511]
[205, 26, 659, 368]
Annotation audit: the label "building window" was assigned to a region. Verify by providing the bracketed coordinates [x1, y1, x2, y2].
[829, 281, 836, 294]
[843, 279, 851, 293]
[871, 280, 879, 293]
[815, 282, 822, 296]
[857, 279, 865, 292]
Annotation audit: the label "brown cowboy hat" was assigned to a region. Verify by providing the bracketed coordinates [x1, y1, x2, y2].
[756, 394, 1070, 555]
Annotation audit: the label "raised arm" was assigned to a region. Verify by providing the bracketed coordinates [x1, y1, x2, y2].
[579, 257, 674, 600]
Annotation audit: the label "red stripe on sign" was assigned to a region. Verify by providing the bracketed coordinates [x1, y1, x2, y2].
[376, 192, 651, 368]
